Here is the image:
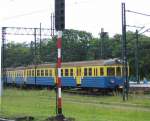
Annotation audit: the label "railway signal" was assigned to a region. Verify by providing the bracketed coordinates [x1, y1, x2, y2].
[55, 0, 65, 31]
[55, 0, 65, 119]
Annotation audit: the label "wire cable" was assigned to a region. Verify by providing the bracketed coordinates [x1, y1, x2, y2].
[126, 10, 150, 17]
[0, 9, 49, 22]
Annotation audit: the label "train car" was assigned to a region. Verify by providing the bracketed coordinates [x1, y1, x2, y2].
[5, 58, 129, 90]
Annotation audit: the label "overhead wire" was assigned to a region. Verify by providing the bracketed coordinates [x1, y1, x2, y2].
[1, 0, 92, 22]
[0, 9, 50, 22]
[126, 10, 150, 17]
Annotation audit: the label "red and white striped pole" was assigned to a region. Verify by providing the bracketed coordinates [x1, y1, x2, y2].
[56, 30, 62, 114]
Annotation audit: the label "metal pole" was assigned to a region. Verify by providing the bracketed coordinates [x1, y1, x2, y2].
[122, 3, 125, 101]
[51, 13, 55, 37]
[2, 27, 7, 85]
[34, 28, 37, 86]
[56, 31, 63, 115]
[135, 30, 139, 84]
[1, 27, 6, 100]
[40, 23, 42, 62]
[122, 3, 128, 101]
[100, 28, 104, 59]
[51, 13, 53, 36]
[53, 13, 55, 36]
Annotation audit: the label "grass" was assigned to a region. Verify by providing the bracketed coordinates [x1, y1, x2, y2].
[1, 88, 150, 121]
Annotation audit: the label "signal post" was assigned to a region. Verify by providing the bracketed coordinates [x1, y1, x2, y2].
[55, 0, 65, 120]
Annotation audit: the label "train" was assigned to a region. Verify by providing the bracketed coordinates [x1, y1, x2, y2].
[5, 58, 129, 90]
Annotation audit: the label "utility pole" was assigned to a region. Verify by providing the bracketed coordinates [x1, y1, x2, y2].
[100, 28, 104, 59]
[34, 28, 37, 86]
[135, 30, 139, 84]
[51, 13, 55, 37]
[39, 23, 42, 62]
[2, 27, 7, 85]
[100, 28, 108, 59]
[1, 27, 6, 99]
[122, 3, 128, 101]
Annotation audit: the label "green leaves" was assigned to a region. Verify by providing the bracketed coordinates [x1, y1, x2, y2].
[4, 30, 150, 79]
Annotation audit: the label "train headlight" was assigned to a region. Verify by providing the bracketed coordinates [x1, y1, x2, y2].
[110, 79, 115, 84]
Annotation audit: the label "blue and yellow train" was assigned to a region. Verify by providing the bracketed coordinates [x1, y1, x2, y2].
[5, 58, 129, 90]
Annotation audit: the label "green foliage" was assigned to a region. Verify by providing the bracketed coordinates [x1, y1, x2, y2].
[3, 29, 150, 78]
[5, 42, 31, 67]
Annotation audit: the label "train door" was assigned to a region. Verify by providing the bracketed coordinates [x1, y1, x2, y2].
[76, 67, 82, 86]
[23, 69, 27, 83]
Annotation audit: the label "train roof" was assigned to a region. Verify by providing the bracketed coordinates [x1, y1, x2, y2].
[6, 58, 123, 70]
[62, 58, 122, 67]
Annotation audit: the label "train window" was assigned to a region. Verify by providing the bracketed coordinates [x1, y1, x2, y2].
[20, 71, 22, 77]
[61, 69, 64, 76]
[89, 68, 92, 76]
[65, 69, 69, 76]
[20, 72, 22, 77]
[41, 70, 44, 76]
[32, 70, 35, 76]
[84, 68, 88, 76]
[24, 71, 26, 76]
[122, 67, 128, 76]
[27, 70, 29, 76]
[17, 71, 20, 77]
[107, 67, 115, 76]
[45, 70, 48, 76]
[49, 70, 52, 76]
[17, 72, 19, 77]
[77, 68, 81, 76]
[70, 69, 73, 76]
[37, 70, 40, 76]
[116, 67, 121, 76]
[29, 70, 31, 76]
[100, 68, 104, 76]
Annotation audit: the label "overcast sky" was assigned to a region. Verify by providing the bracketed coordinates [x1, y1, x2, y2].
[0, 0, 150, 41]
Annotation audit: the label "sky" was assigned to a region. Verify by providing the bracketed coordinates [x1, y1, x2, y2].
[0, 0, 150, 42]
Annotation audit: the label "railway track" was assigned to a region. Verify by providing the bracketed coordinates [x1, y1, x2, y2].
[129, 84, 150, 94]
[62, 88, 116, 96]
[0, 118, 14, 121]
